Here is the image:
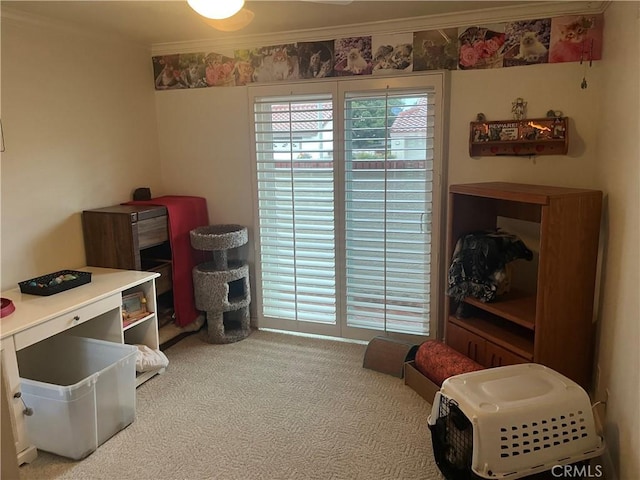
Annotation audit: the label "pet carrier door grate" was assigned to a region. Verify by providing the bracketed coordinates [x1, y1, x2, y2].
[430, 397, 476, 480]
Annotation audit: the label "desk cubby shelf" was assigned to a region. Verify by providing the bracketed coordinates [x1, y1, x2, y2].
[123, 313, 155, 331]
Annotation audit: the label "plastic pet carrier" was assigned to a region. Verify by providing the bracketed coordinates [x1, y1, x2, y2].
[427, 364, 605, 480]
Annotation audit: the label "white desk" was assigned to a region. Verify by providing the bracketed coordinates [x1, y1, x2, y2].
[0, 267, 161, 465]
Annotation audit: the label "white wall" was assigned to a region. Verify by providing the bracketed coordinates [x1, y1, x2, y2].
[154, 64, 604, 222]
[448, 61, 602, 188]
[0, 15, 163, 289]
[155, 87, 253, 228]
[593, 3, 640, 479]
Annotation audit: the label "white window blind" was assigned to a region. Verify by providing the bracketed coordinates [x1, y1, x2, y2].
[251, 75, 445, 341]
[344, 90, 435, 335]
[253, 94, 337, 325]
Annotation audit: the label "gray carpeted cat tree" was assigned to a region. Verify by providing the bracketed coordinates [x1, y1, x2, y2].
[190, 224, 251, 343]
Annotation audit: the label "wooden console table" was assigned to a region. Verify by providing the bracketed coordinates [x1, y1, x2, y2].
[0, 267, 162, 465]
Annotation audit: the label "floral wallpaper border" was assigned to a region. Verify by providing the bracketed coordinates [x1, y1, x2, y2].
[153, 13, 603, 90]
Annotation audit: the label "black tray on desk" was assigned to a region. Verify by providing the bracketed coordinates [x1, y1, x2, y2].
[19, 270, 92, 296]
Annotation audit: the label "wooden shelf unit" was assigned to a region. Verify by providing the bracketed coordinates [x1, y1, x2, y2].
[469, 117, 568, 157]
[445, 182, 602, 389]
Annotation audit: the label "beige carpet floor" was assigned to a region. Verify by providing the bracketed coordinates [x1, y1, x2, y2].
[18, 329, 443, 480]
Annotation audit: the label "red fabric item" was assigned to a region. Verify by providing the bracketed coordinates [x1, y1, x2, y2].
[415, 340, 484, 386]
[126, 196, 209, 327]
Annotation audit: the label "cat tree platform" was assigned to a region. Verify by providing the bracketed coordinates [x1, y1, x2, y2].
[190, 225, 251, 344]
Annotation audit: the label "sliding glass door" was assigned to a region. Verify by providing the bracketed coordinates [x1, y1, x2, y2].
[250, 74, 445, 341]
[342, 84, 436, 338]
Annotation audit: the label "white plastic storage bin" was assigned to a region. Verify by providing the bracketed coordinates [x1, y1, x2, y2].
[427, 363, 605, 480]
[17, 335, 137, 460]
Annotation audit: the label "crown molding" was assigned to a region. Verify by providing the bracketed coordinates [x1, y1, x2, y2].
[1, 2, 608, 56]
[151, 1, 608, 56]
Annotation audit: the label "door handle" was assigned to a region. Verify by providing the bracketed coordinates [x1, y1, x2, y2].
[420, 210, 432, 234]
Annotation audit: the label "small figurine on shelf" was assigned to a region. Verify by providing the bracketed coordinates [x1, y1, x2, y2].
[511, 97, 527, 120]
[489, 125, 502, 141]
[553, 117, 566, 138]
[473, 127, 483, 142]
[546, 109, 563, 118]
[122, 291, 148, 325]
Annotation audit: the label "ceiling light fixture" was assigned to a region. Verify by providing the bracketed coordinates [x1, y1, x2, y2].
[201, 8, 255, 32]
[187, 0, 245, 20]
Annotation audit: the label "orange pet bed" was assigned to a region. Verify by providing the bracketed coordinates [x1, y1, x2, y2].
[415, 340, 485, 386]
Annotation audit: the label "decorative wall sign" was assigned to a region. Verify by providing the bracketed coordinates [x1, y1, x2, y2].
[297, 40, 335, 79]
[549, 14, 604, 63]
[371, 33, 414, 75]
[246, 44, 300, 83]
[458, 23, 506, 70]
[413, 28, 459, 71]
[334, 36, 372, 76]
[504, 19, 552, 67]
[152, 13, 604, 90]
